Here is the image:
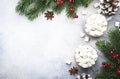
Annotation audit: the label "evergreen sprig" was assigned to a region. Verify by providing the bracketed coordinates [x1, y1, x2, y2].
[16, 0, 93, 20]
[96, 28, 120, 79]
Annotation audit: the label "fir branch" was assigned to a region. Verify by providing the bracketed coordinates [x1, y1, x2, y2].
[16, 0, 93, 20]
[95, 28, 120, 79]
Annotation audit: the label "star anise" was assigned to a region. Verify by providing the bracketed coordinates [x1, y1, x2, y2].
[69, 66, 78, 75]
[45, 11, 54, 20]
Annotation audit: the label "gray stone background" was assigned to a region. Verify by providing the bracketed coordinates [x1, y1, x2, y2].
[0, 0, 120, 79]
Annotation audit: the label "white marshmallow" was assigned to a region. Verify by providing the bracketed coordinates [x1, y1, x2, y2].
[65, 59, 72, 65]
[75, 45, 98, 68]
[115, 21, 120, 27]
[84, 36, 90, 42]
[85, 14, 108, 37]
[80, 32, 85, 38]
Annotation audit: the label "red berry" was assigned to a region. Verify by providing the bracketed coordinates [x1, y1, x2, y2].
[73, 15, 78, 18]
[116, 54, 119, 57]
[102, 65, 106, 69]
[68, 0, 73, 3]
[113, 54, 119, 59]
[56, 1, 61, 6]
[102, 63, 111, 69]
[113, 55, 116, 59]
[106, 63, 110, 67]
[109, 50, 114, 54]
[70, 7, 74, 12]
[117, 69, 120, 75]
[60, 0, 64, 4]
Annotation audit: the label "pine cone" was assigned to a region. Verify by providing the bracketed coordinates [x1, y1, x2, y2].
[99, 0, 120, 15]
